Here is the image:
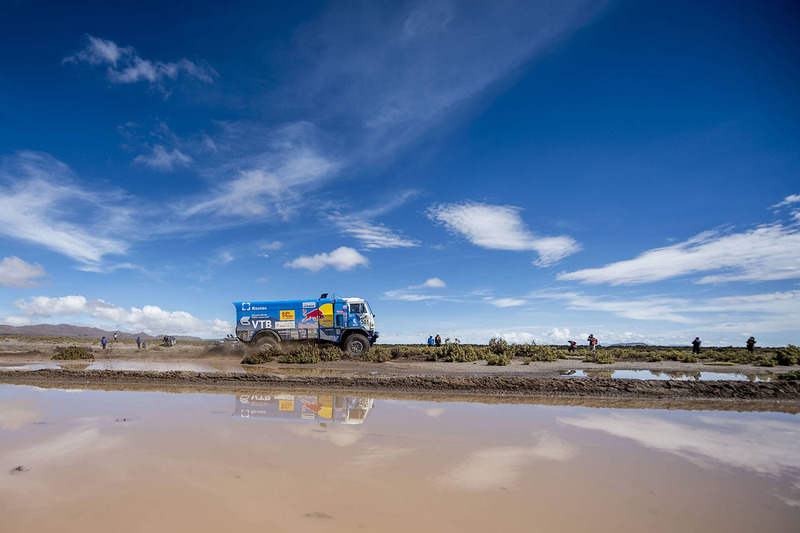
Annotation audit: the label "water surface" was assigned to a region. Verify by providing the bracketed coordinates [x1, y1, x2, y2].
[1, 385, 798, 532]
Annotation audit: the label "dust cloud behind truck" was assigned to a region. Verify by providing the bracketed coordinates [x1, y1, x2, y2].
[234, 293, 378, 355]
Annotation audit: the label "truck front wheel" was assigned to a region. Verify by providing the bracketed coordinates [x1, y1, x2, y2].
[344, 334, 369, 356]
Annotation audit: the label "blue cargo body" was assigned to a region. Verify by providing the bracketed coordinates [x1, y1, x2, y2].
[234, 294, 378, 355]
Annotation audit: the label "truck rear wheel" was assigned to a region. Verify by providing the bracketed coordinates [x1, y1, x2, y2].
[253, 334, 279, 350]
[344, 334, 369, 356]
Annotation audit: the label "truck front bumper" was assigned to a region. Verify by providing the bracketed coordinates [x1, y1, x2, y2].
[369, 331, 379, 345]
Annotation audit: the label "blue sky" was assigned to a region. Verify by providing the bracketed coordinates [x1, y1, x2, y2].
[1, 0, 798, 346]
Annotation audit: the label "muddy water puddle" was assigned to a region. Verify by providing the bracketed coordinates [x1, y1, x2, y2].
[1, 385, 798, 532]
[562, 369, 773, 381]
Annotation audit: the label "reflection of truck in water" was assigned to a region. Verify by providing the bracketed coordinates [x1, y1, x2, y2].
[234, 293, 378, 355]
[233, 394, 374, 426]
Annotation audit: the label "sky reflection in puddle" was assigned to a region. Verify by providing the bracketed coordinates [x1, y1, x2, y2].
[0, 385, 798, 532]
[561, 369, 773, 381]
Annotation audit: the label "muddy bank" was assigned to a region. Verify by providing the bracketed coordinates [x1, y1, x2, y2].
[2, 368, 799, 405]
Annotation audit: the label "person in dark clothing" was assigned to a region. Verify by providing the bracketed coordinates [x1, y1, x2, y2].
[434, 334, 442, 347]
[746, 336, 756, 353]
[568, 341, 577, 352]
[691, 337, 701, 354]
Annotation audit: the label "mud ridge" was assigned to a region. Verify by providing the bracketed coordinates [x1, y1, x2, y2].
[2, 368, 799, 402]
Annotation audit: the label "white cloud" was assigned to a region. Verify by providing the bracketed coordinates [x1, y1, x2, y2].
[383, 289, 443, 301]
[10, 295, 230, 337]
[484, 297, 526, 308]
[340, 224, 419, 249]
[385, 277, 449, 301]
[14, 295, 89, 316]
[0, 152, 131, 266]
[330, 191, 420, 249]
[285, 246, 369, 272]
[428, 202, 581, 266]
[532, 291, 695, 323]
[0, 257, 48, 288]
[134, 145, 192, 171]
[63, 35, 217, 93]
[184, 122, 339, 219]
[558, 224, 800, 285]
[771, 193, 800, 209]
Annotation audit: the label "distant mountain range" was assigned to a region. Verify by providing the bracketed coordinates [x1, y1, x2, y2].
[0, 323, 204, 341]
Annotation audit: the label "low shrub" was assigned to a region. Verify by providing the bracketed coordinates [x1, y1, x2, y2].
[488, 337, 509, 355]
[440, 340, 479, 362]
[514, 344, 558, 362]
[241, 345, 281, 364]
[776, 345, 800, 366]
[777, 370, 800, 380]
[52, 346, 93, 360]
[584, 351, 615, 364]
[347, 345, 390, 363]
[485, 352, 512, 366]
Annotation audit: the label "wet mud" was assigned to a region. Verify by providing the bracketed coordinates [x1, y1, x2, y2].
[1, 368, 798, 408]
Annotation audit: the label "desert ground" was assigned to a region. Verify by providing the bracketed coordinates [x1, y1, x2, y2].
[1, 336, 799, 408]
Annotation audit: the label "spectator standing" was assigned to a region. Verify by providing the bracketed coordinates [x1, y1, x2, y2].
[587, 334, 597, 352]
[101, 336, 107, 350]
[113, 332, 118, 342]
[136, 336, 142, 349]
[692, 337, 701, 354]
[746, 336, 756, 353]
[435, 334, 442, 347]
[427, 335, 434, 346]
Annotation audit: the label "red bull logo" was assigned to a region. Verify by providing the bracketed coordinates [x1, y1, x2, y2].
[301, 308, 325, 323]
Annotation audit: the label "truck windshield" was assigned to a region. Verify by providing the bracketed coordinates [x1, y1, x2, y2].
[350, 303, 366, 314]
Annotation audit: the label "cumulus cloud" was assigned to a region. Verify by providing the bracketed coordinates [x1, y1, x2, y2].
[285, 246, 369, 272]
[0, 152, 132, 266]
[384, 278, 448, 301]
[558, 224, 800, 285]
[63, 35, 217, 94]
[427, 202, 581, 266]
[0, 256, 48, 288]
[10, 295, 230, 337]
[134, 145, 192, 171]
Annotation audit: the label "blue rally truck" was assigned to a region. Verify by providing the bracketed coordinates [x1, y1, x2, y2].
[234, 293, 378, 355]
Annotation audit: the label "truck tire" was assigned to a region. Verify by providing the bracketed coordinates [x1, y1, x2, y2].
[253, 333, 279, 349]
[344, 334, 369, 356]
